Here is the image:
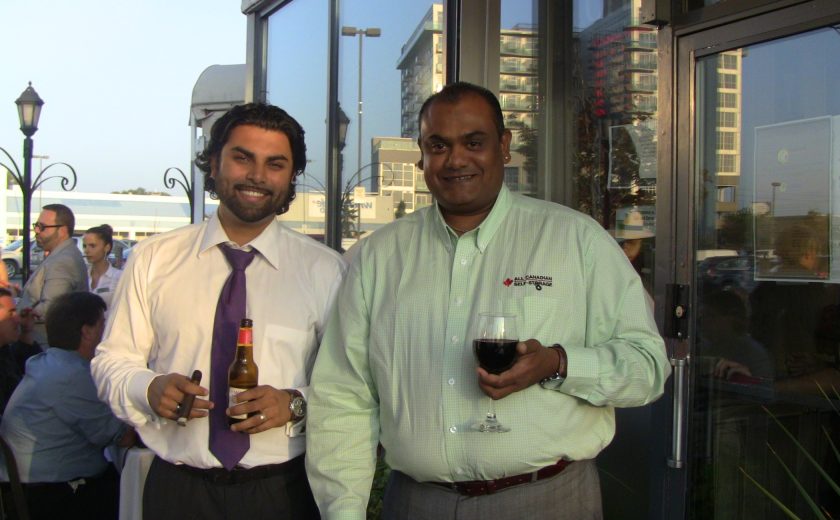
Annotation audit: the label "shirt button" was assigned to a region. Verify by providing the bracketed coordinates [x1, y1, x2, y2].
[456, 467, 465, 475]
[451, 335, 459, 344]
[460, 258, 468, 266]
[448, 378, 455, 385]
[455, 297, 463, 305]
[449, 426, 458, 433]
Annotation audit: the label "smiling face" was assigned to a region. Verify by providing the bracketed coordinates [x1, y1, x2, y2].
[211, 124, 295, 244]
[82, 232, 110, 265]
[418, 93, 511, 224]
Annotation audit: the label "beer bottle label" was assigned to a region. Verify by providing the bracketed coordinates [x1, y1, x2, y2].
[229, 387, 248, 420]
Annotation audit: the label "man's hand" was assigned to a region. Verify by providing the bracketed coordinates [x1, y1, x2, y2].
[18, 307, 39, 344]
[228, 386, 293, 434]
[713, 358, 752, 380]
[477, 339, 560, 400]
[147, 373, 211, 421]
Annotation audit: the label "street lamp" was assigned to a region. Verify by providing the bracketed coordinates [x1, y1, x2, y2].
[341, 26, 381, 182]
[0, 83, 77, 282]
[771, 181, 782, 216]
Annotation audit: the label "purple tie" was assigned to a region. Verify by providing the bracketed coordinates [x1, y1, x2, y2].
[209, 244, 256, 470]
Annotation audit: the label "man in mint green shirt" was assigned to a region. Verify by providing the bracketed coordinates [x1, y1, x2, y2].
[306, 82, 670, 520]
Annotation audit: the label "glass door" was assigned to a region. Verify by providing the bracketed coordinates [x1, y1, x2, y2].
[677, 5, 840, 519]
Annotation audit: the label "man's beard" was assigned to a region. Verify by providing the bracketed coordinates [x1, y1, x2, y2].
[218, 182, 290, 223]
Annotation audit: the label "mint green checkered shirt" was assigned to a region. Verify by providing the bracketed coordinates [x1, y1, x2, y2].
[307, 185, 670, 519]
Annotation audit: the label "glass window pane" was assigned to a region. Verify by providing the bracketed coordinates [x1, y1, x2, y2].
[571, 0, 659, 298]
[265, 2, 329, 241]
[339, 1, 442, 250]
[692, 26, 840, 518]
[501, 0, 539, 197]
[568, 2, 661, 518]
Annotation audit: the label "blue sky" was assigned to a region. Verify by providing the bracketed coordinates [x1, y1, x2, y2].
[0, 0, 245, 194]
[0, 0, 546, 195]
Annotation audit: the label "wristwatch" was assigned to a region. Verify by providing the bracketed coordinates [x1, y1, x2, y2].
[286, 389, 307, 422]
[539, 344, 567, 390]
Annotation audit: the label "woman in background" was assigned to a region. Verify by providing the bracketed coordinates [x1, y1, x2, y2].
[83, 224, 122, 309]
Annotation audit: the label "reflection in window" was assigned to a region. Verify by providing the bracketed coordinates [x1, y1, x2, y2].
[572, 0, 659, 293]
[693, 26, 840, 519]
[501, 0, 539, 198]
[333, 1, 441, 248]
[716, 185, 736, 203]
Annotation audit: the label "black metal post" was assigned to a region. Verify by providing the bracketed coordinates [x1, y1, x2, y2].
[21, 137, 33, 283]
[163, 167, 195, 222]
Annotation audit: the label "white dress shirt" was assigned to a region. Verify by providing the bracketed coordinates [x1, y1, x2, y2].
[89, 263, 122, 310]
[91, 212, 346, 469]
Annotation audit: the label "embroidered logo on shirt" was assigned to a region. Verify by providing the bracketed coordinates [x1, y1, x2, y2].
[503, 275, 553, 291]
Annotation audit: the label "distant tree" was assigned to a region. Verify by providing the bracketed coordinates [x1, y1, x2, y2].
[394, 200, 407, 219]
[112, 187, 170, 196]
[341, 194, 358, 238]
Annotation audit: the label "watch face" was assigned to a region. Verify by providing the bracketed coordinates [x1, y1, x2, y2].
[291, 396, 306, 419]
[540, 374, 565, 390]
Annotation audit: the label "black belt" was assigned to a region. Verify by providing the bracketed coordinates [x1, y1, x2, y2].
[162, 455, 305, 485]
[0, 466, 114, 491]
[430, 459, 571, 496]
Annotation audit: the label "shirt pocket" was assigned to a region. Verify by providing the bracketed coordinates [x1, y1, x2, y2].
[258, 324, 316, 388]
[519, 294, 583, 347]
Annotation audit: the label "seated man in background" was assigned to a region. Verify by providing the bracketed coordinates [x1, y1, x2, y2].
[0, 292, 133, 520]
[0, 287, 39, 413]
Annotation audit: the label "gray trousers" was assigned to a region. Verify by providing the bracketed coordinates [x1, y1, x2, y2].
[382, 459, 603, 520]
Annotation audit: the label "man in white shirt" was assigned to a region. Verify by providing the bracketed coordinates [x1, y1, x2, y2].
[91, 103, 345, 520]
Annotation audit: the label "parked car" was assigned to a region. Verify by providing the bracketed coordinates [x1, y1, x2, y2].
[106, 239, 132, 269]
[2, 237, 85, 278]
[697, 255, 756, 292]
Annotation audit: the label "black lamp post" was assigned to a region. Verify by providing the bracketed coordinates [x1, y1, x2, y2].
[16, 83, 42, 283]
[341, 26, 381, 179]
[0, 83, 77, 282]
[163, 167, 195, 222]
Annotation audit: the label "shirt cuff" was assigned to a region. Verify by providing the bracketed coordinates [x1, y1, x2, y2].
[128, 369, 163, 427]
[557, 346, 599, 396]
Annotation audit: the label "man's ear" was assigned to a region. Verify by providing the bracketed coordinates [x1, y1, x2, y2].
[80, 323, 93, 343]
[416, 140, 424, 170]
[501, 129, 513, 163]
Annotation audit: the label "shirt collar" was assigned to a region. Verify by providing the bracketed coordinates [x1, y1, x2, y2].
[431, 184, 512, 253]
[198, 211, 283, 270]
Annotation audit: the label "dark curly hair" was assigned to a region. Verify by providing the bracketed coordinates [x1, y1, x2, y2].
[194, 103, 307, 215]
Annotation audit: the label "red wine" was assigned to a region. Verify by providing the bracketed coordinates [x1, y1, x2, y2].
[474, 339, 517, 374]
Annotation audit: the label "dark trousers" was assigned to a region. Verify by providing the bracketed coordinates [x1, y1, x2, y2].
[1, 465, 119, 520]
[143, 456, 320, 520]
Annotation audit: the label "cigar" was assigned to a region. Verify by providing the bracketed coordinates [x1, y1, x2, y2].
[176, 370, 202, 427]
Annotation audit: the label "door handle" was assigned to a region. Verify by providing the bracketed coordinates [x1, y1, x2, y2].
[667, 357, 687, 468]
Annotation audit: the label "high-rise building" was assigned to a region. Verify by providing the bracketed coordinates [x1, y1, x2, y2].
[397, 4, 539, 196]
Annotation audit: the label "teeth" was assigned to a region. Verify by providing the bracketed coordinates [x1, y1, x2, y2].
[240, 189, 266, 197]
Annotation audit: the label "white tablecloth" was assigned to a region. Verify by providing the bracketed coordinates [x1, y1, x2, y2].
[119, 448, 155, 520]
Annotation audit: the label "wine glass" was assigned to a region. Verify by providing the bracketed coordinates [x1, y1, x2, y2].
[471, 312, 518, 433]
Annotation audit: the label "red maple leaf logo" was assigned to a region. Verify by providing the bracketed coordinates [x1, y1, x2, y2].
[503, 278, 513, 287]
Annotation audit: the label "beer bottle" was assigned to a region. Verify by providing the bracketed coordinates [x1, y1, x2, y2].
[228, 318, 259, 425]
